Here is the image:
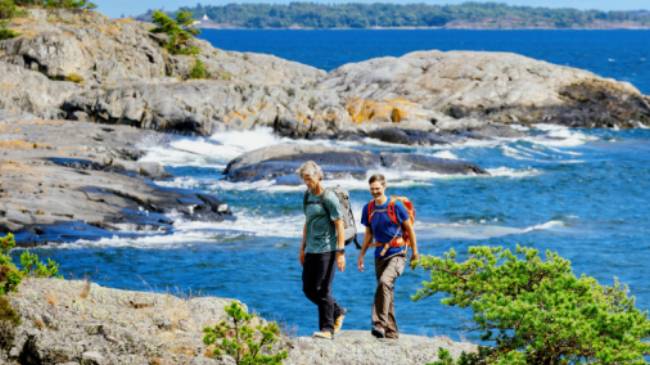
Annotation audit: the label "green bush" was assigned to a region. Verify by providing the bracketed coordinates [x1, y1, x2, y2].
[19, 250, 60, 278]
[150, 10, 200, 56]
[0, 24, 17, 40]
[15, 0, 96, 9]
[0, 233, 61, 349]
[203, 301, 288, 365]
[188, 58, 210, 80]
[0, 0, 17, 19]
[0, 233, 22, 295]
[414, 245, 650, 364]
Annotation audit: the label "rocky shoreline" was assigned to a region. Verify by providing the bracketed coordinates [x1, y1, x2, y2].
[0, 119, 232, 246]
[2, 278, 477, 365]
[1, 9, 650, 245]
[1, 9, 649, 138]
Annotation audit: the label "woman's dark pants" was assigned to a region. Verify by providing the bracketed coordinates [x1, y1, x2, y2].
[302, 252, 343, 333]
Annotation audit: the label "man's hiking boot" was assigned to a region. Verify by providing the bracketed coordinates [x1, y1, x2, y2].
[385, 332, 399, 340]
[371, 328, 385, 339]
[333, 308, 347, 334]
[312, 331, 333, 340]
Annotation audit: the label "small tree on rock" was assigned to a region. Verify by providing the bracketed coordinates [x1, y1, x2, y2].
[415, 245, 650, 364]
[203, 301, 288, 365]
[150, 10, 200, 55]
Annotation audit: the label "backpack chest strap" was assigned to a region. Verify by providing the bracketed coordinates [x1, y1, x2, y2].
[368, 198, 399, 225]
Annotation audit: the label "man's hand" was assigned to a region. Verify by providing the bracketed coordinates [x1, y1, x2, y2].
[299, 248, 305, 266]
[409, 252, 419, 269]
[336, 253, 346, 272]
[357, 255, 365, 272]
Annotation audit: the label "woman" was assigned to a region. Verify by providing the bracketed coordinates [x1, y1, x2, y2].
[298, 160, 346, 339]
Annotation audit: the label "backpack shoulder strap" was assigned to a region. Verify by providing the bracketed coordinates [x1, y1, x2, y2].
[303, 190, 309, 211]
[387, 197, 399, 225]
[367, 199, 376, 223]
[320, 188, 332, 218]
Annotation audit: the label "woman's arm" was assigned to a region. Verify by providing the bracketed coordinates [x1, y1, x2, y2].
[299, 223, 306, 266]
[334, 219, 346, 271]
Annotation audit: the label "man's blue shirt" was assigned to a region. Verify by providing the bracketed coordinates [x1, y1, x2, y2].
[361, 199, 409, 259]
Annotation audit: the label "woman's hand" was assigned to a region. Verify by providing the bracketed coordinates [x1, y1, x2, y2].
[336, 252, 346, 272]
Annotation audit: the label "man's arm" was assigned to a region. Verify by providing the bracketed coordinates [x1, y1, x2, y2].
[357, 226, 373, 272]
[403, 220, 419, 268]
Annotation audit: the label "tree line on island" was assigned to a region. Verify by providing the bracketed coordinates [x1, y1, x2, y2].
[140, 2, 650, 29]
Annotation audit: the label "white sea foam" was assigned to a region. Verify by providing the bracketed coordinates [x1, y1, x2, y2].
[500, 144, 583, 164]
[155, 177, 210, 190]
[417, 219, 565, 240]
[432, 150, 459, 160]
[485, 167, 541, 178]
[208, 128, 284, 152]
[140, 139, 226, 169]
[510, 124, 531, 132]
[54, 215, 566, 248]
[501, 145, 535, 161]
[139, 128, 293, 168]
[53, 209, 306, 249]
[54, 229, 226, 249]
[528, 124, 597, 147]
[173, 212, 304, 238]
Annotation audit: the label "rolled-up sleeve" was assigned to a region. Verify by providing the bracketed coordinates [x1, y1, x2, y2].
[323, 191, 342, 221]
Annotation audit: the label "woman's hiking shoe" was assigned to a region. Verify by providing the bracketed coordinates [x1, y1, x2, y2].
[371, 328, 385, 339]
[312, 331, 333, 340]
[333, 309, 347, 334]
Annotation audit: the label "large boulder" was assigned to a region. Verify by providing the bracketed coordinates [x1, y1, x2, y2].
[0, 62, 78, 119]
[319, 50, 650, 129]
[223, 144, 487, 183]
[61, 79, 347, 136]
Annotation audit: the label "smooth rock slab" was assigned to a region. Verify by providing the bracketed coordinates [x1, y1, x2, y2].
[286, 330, 476, 365]
[224, 144, 487, 183]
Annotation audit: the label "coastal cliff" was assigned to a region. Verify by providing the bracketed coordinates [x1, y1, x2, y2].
[0, 9, 648, 140]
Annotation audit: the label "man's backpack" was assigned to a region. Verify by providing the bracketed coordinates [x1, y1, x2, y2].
[303, 187, 360, 248]
[368, 196, 416, 251]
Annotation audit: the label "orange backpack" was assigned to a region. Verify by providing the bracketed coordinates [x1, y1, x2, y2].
[368, 196, 416, 255]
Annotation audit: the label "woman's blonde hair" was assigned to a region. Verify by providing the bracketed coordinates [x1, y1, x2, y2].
[298, 160, 323, 181]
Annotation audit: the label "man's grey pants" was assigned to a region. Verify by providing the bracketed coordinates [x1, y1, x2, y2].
[372, 254, 406, 338]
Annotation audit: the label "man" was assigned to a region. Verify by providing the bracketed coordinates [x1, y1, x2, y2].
[298, 160, 347, 339]
[357, 174, 418, 339]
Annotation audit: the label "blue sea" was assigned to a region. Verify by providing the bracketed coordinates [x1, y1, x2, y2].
[22, 30, 650, 342]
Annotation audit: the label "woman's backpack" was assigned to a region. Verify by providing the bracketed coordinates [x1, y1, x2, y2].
[303, 187, 360, 248]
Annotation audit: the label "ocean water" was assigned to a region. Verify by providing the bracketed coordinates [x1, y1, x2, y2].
[19, 31, 650, 341]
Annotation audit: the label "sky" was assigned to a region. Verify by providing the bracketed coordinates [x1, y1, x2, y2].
[94, 0, 650, 18]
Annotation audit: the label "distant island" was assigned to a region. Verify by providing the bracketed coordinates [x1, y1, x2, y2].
[138, 2, 650, 29]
